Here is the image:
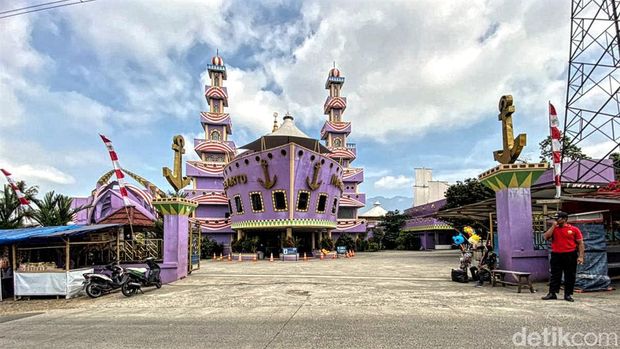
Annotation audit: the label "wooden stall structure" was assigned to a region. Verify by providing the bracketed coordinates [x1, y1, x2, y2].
[0, 224, 122, 300]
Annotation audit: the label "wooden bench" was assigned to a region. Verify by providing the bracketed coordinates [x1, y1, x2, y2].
[491, 269, 535, 293]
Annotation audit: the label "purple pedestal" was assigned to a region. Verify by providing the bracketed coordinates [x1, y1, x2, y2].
[496, 188, 548, 281]
[159, 213, 190, 284]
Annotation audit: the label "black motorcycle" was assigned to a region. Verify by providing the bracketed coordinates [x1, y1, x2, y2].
[121, 257, 162, 297]
[83, 261, 127, 298]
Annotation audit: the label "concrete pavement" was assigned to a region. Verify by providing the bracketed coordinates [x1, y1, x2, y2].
[0, 250, 618, 348]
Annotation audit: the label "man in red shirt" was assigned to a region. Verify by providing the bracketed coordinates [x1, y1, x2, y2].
[542, 211, 585, 302]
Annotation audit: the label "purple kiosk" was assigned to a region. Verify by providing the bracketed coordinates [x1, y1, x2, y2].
[223, 114, 344, 256]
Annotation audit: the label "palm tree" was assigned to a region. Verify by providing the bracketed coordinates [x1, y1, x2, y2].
[31, 191, 86, 227]
[0, 181, 38, 229]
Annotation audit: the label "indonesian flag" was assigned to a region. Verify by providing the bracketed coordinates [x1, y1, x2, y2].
[549, 103, 562, 198]
[1, 169, 30, 206]
[99, 134, 131, 207]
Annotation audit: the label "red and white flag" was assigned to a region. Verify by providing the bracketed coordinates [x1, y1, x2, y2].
[549, 102, 562, 198]
[99, 134, 131, 207]
[1, 169, 30, 206]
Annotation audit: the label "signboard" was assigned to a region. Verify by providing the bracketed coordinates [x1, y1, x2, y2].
[189, 224, 201, 272]
[282, 247, 297, 255]
[336, 246, 347, 254]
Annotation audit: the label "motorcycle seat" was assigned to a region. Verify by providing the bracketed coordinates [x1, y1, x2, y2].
[127, 267, 148, 273]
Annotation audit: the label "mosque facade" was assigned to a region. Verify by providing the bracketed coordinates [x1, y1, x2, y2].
[185, 55, 365, 254]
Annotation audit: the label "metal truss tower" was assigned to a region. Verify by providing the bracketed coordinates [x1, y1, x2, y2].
[564, 0, 620, 181]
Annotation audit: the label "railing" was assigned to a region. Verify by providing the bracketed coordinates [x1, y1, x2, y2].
[532, 214, 550, 250]
[346, 143, 356, 149]
[120, 239, 163, 262]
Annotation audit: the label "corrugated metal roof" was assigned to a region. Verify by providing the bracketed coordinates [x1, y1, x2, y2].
[0, 224, 121, 245]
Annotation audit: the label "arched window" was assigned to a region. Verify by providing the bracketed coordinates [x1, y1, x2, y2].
[211, 130, 221, 141]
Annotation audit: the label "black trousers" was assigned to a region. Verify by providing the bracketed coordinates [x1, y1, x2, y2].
[549, 251, 577, 295]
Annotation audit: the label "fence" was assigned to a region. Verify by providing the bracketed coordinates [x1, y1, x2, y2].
[120, 239, 163, 262]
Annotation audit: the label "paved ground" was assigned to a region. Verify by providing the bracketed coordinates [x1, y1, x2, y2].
[0, 250, 618, 348]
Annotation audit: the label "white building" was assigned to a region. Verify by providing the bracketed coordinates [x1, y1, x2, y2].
[413, 168, 449, 207]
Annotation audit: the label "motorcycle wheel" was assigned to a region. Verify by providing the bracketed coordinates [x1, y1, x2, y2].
[121, 282, 137, 297]
[155, 281, 162, 289]
[85, 283, 103, 298]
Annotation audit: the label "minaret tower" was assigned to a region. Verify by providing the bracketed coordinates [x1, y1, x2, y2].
[185, 53, 237, 252]
[320, 66, 366, 239]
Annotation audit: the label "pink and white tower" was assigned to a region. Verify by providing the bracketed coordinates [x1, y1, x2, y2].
[320, 67, 366, 239]
[185, 54, 237, 251]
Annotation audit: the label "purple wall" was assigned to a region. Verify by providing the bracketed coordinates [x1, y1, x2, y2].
[196, 205, 229, 218]
[224, 143, 343, 226]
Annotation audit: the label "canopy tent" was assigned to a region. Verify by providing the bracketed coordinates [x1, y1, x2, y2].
[0, 224, 121, 245]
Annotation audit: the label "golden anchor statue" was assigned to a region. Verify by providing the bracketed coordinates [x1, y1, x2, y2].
[257, 159, 277, 189]
[163, 135, 191, 193]
[306, 161, 323, 191]
[493, 95, 526, 164]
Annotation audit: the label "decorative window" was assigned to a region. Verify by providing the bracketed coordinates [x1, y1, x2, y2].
[331, 198, 339, 214]
[250, 192, 264, 213]
[210, 130, 221, 141]
[212, 101, 220, 113]
[228, 200, 233, 215]
[233, 195, 244, 214]
[214, 75, 220, 87]
[316, 193, 328, 213]
[296, 191, 310, 212]
[272, 190, 287, 211]
[333, 138, 342, 147]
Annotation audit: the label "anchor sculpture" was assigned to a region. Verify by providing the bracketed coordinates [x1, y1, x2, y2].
[163, 135, 191, 193]
[257, 159, 277, 189]
[493, 95, 526, 164]
[306, 161, 323, 191]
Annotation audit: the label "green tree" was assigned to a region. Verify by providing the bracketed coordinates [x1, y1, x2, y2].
[444, 178, 494, 209]
[335, 234, 355, 251]
[395, 231, 421, 250]
[539, 135, 590, 163]
[0, 181, 38, 229]
[378, 210, 406, 249]
[30, 191, 86, 226]
[610, 152, 620, 180]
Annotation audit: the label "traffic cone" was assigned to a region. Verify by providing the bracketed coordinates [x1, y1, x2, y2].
[227, 254, 232, 261]
[269, 253, 274, 262]
[332, 252, 336, 259]
[352, 250, 355, 257]
[303, 252, 307, 261]
[320, 253, 324, 260]
[213, 253, 216, 261]
[253, 254, 257, 262]
[238, 253, 242, 262]
[346, 251, 350, 258]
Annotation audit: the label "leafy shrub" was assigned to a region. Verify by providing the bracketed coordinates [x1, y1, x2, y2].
[355, 238, 369, 252]
[336, 234, 355, 251]
[395, 231, 421, 250]
[367, 242, 379, 252]
[320, 237, 334, 250]
[231, 236, 259, 253]
[201, 237, 224, 257]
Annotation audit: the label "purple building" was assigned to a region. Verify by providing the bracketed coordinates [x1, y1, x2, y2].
[320, 68, 366, 239]
[185, 55, 237, 251]
[186, 55, 366, 252]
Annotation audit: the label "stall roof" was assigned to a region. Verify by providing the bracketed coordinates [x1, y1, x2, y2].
[0, 224, 121, 245]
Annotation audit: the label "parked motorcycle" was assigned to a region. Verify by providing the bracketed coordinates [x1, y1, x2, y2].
[121, 257, 162, 297]
[83, 261, 127, 298]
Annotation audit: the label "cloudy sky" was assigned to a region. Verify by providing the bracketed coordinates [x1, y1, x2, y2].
[1, 0, 579, 203]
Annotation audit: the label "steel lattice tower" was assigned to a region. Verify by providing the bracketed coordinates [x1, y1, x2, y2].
[564, 0, 620, 181]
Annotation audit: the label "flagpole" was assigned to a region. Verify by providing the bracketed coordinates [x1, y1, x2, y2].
[99, 134, 135, 238]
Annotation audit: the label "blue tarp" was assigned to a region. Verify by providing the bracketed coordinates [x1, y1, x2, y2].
[574, 223, 611, 291]
[0, 224, 121, 245]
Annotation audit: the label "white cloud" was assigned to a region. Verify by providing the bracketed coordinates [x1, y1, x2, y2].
[374, 175, 414, 190]
[2, 163, 75, 185]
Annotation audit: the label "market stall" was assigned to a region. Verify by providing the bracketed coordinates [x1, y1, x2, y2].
[0, 224, 122, 300]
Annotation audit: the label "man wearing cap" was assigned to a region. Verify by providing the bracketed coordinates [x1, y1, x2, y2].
[541, 211, 585, 302]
